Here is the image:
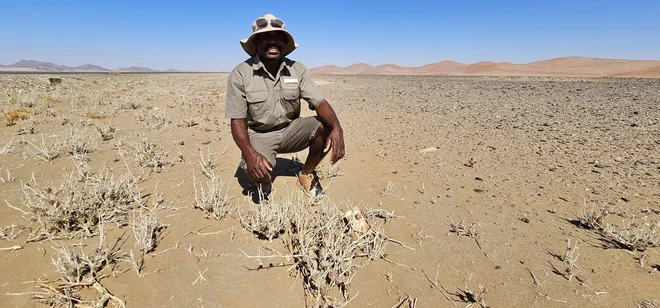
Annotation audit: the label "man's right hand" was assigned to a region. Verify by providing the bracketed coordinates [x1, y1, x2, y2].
[245, 151, 273, 182]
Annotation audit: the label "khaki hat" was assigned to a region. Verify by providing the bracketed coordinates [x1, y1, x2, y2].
[240, 14, 298, 57]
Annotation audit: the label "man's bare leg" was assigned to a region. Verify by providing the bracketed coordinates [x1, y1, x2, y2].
[301, 123, 330, 174]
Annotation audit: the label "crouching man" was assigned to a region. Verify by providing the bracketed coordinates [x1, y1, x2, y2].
[225, 14, 345, 200]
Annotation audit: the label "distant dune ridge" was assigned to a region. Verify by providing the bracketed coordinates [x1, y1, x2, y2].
[310, 56, 660, 77]
[0, 60, 177, 72]
[2, 57, 659, 77]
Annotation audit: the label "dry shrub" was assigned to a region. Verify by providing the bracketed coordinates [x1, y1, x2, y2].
[456, 273, 488, 308]
[95, 122, 116, 141]
[603, 219, 660, 252]
[126, 135, 172, 173]
[576, 203, 659, 252]
[135, 108, 169, 130]
[241, 196, 289, 242]
[60, 127, 99, 157]
[16, 118, 37, 135]
[285, 196, 389, 307]
[578, 201, 609, 230]
[12, 169, 136, 241]
[23, 134, 61, 161]
[28, 236, 126, 307]
[193, 174, 235, 220]
[450, 220, 480, 238]
[5, 107, 29, 126]
[130, 210, 164, 254]
[562, 239, 581, 281]
[117, 97, 141, 110]
[198, 147, 218, 179]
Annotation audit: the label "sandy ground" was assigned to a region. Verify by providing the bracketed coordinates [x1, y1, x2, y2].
[0, 73, 659, 307]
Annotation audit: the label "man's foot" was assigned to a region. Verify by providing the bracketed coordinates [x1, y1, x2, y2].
[298, 171, 322, 196]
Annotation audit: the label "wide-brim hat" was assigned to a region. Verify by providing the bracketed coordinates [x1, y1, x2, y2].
[240, 14, 298, 57]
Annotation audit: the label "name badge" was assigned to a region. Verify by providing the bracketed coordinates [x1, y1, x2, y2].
[283, 78, 299, 88]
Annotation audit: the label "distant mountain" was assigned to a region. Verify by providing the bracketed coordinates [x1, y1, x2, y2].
[9, 60, 71, 71]
[73, 64, 110, 71]
[0, 60, 179, 72]
[310, 57, 660, 77]
[117, 66, 157, 72]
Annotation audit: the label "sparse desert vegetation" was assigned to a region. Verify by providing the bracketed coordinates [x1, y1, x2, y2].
[1, 73, 659, 307]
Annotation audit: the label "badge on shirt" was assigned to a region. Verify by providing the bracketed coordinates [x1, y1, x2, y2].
[283, 78, 299, 88]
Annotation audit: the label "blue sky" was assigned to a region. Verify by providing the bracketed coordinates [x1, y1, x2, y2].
[1, 0, 659, 71]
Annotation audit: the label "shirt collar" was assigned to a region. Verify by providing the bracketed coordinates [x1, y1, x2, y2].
[252, 55, 290, 79]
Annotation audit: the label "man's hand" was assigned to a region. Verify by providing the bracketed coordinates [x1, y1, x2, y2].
[245, 151, 273, 182]
[324, 127, 345, 165]
[230, 118, 273, 182]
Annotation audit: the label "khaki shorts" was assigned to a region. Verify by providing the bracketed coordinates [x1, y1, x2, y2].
[239, 116, 322, 171]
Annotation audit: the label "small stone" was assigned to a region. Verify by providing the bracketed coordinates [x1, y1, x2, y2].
[520, 217, 530, 223]
[495, 265, 502, 270]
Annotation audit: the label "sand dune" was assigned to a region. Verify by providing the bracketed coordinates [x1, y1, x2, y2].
[609, 65, 660, 77]
[310, 56, 660, 77]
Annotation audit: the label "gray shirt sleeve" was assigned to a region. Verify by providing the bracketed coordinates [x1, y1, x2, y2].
[298, 63, 325, 110]
[225, 68, 247, 119]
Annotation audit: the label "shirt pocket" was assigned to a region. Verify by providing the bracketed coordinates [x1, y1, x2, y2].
[281, 87, 301, 118]
[246, 91, 269, 121]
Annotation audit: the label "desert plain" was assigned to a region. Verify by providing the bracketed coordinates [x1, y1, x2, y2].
[0, 72, 659, 307]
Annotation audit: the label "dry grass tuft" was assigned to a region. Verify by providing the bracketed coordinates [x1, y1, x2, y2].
[282, 196, 390, 306]
[23, 134, 61, 161]
[198, 147, 218, 179]
[576, 200, 659, 252]
[4, 107, 30, 126]
[10, 169, 136, 241]
[603, 218, 659, 252]
[16, 118, 37, 135]
[60, 127, 99, 157]
[126, 135, 172, 173]
[450, 220, 480, 238]
[26, 234, 126, 307]
[135, 108, 169, 130]
[562, 239, 581, 281]
[578, 201, 609, 230]
[131, 210, 164, 254]
[241, 196, 289, 242]
[193, 173, 235, 220]
[95, 122, 116, 141]
[455, 273, 488, 308]
[0, 224, 26, 241]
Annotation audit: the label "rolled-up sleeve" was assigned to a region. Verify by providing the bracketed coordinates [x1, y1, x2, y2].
[298, 63, 325, 110]
[225, 68, 247, 119]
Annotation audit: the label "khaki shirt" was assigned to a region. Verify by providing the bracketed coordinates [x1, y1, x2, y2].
[225, 56, 325, 132]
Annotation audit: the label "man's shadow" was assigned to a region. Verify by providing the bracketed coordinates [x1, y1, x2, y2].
[234, 157, 304, 197]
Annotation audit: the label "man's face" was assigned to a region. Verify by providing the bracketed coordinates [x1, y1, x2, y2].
[254, 31, 289, 62]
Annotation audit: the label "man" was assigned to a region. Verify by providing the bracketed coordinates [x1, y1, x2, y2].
[225, 14, 345, 198]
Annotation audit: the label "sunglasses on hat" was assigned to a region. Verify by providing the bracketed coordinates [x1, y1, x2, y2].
[255, 18, 284, 30]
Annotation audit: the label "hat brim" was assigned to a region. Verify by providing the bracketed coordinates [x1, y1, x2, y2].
[240, 28, 298, 57]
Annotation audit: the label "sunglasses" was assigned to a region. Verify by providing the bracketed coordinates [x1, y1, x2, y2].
[255, 18, 285, 30]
